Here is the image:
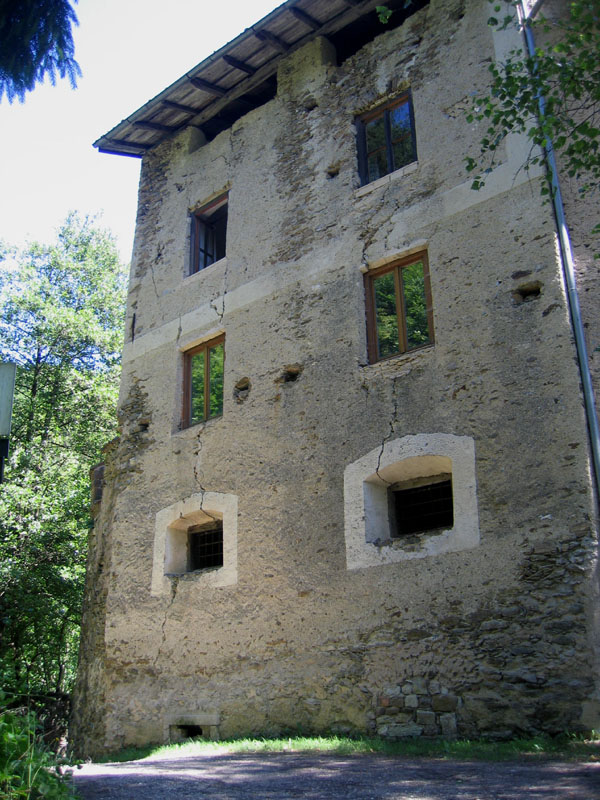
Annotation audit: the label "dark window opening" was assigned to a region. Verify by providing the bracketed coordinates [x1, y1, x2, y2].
[178, 725, 203, 739]
[392, 474, 453, 536]
[91, 464, 105, 506]
[169, 724, 205, 742]
[356, 92, 417, 185]
[191, 195, 228, 273]
[188, 522, 223, 571]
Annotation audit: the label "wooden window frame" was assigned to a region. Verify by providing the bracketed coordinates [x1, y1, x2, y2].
[190, 194, 228, 274]
[364, 252, 434, 364]
[356, 92, 417, 186]
[182, 334, 225, 428]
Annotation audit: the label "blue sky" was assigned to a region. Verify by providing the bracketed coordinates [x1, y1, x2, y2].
[0, 0, 280, 262]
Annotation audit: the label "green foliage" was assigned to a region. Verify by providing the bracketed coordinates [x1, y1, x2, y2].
[189, 340, 224, 424]
[376, 2, 415, 25]
[0, 701, 76, 798]
[209, 342, 224, 419]
[0, 214, 126, 714]
[376, 5, 394, 24]
[99, 732, 600, 764]
[0, 0, 81, 103]
[465, 1, 600, 200]
[374, 261, 430, 358]
[402, 260, 429, 349]
[374, 271, 400, 357]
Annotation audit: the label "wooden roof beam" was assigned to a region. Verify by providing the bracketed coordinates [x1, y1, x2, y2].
[223, 55, 256, 75]
[254, 29, 289, 53]
[161, 99, 200, 114]
[190, 77, 228, 96]
[105, 137, 153, 151]
[183, 54, 290, 132]
[133, 120, 179, 133]
[289, 7, 321, 30]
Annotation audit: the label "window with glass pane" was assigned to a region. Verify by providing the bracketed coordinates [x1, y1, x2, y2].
[365, 254, 433, 363]
[357, 93, 417, 185]
[183, 336, 225, 427]
[190, 195, 228, 274]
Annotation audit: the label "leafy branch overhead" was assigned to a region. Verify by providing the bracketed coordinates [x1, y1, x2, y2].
[465, 0, 600, 199]
[0, 0, 81, 102]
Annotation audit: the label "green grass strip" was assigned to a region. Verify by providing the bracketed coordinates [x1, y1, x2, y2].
[100, 732, 600, 764]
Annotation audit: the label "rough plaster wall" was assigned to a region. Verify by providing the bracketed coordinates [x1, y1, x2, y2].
[71, 0, 600, 756]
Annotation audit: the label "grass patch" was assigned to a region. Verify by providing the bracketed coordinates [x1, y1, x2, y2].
[99, 732, 600, 764]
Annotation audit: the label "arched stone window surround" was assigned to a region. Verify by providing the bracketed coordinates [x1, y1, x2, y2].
[151, 491, 238, 595]
[343, 433, 479, 570]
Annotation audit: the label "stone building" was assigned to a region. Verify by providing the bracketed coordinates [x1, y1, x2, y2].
[71, 0, 600, 756]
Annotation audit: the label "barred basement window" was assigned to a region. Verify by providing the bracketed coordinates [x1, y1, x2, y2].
[343, 435, 480, 570]
[188, 521, 223, 571]
[356, 92, 417, 185]
[182, 335, 224, 428]
[190, 194, 228, 273]
[365, 252, 434, 363]
[391, 474, 453, 537]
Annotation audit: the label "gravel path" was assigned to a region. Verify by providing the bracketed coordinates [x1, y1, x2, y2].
[72, 752, 600, 799]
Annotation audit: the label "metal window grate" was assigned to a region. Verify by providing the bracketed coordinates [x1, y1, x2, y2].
[189, 523, 223, 571]
[393, 479, 453, 536]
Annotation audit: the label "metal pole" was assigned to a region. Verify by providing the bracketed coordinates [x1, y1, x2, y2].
[517, 1, 600, 498]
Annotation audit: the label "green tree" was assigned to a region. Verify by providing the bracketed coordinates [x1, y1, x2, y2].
[465, 0, 600, 200]
[0, 0, 81, 103]
[0, 214, 126, 720]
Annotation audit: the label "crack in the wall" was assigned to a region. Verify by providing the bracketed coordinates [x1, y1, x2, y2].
[375, 376, 401, 483]
[193, 432, 205, 492]
[153, 576, 179, 672]
[192, 435, 220, 525]
[148, 257, 160, 301]
[208, 254, 230, 323]
[219, 257, 229, 320]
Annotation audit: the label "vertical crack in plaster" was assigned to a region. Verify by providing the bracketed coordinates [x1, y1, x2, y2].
[209, 253, 229, 323]
[153, 576, 179, 672]
[148, 258, 160, 301]
[193, 432, 206, 493]
[375, 376, 401, 483]
[192, 435, 220, 524]
[220, 257, 229, 320]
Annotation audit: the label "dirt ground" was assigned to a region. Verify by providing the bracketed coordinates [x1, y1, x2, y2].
[72, 752, 600, 799]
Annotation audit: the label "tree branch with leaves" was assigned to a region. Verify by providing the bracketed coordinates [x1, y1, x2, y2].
[0, 214, 125, 736]
[465, 0, 600, 206]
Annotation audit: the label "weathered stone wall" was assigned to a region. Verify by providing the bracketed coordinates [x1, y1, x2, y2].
[71, 0, 600, 756]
